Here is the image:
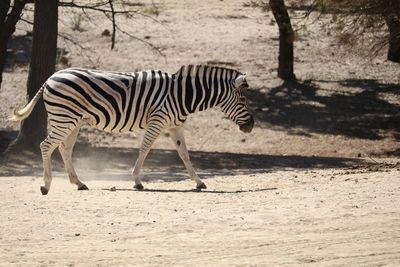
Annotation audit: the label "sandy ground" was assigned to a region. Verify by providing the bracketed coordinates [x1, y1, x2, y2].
[1, 165, 399, 266]
[1, 0, 400, 266]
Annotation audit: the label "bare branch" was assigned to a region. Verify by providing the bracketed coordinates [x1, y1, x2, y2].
[104, 14, 165, 57]
[58, 1, 139, 14]
[108, 0, 116, 50]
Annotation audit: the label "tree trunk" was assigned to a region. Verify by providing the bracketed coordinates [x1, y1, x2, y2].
[384, 14, 400, 63]
[8, 0, 58, 153]
[0, 0, 27, 88]
[269, 0, 296, 80]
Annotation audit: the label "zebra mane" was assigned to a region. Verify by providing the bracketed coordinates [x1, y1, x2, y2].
[173, 64, 243, 80]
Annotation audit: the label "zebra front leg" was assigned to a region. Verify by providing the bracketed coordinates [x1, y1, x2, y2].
[58, 125, 88, 191]
[132, 123, 163, 190]
[169, 127, 206, 190]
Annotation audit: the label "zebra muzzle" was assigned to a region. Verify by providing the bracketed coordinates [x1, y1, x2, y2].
[239, 116, 254, 133]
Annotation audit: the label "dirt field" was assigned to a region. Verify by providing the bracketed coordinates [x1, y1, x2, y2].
[0, 163, 399, 266]
[1, 0, 400, 266]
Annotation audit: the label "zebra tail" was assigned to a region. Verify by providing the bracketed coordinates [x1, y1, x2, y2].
[10, 86, 45, 122]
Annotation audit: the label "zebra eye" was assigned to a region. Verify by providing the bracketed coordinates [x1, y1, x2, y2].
[239, 96, 246, 103]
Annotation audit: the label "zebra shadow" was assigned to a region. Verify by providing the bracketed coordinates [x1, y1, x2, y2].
[66, 145, 361, 182]
[99, 187, 278, 194]
[1, 141, 362, 180]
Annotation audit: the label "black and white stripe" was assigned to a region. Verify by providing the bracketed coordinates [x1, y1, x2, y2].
[44, 65, 250, 132]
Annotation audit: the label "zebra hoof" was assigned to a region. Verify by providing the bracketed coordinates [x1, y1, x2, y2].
[78, 184, 89, 191]
[196, 182, 207, 190]
[40, 186, 49, 195]
[134, 184, 144, 190]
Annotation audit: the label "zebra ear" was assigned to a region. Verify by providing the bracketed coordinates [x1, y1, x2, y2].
[234, 74, 247, 90]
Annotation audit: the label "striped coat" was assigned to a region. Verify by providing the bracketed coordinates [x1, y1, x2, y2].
[12, 65, 254, 194]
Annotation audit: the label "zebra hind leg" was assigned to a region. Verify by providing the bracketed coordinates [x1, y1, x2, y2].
[169, 127, 206, 190]
[58, 124, 88, 191]
[40, 126, 75, 195]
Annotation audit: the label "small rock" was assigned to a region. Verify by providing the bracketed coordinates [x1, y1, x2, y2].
[102, 29, 111, 36]
[110, 186, 116, 192]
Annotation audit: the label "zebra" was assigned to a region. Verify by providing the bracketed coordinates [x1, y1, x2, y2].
[11, 65, 254, 195]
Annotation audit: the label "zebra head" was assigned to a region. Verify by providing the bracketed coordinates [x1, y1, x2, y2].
[220, 72, 254, 133]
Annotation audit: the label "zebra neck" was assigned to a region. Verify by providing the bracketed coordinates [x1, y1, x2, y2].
[174, 74, 231, 116]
